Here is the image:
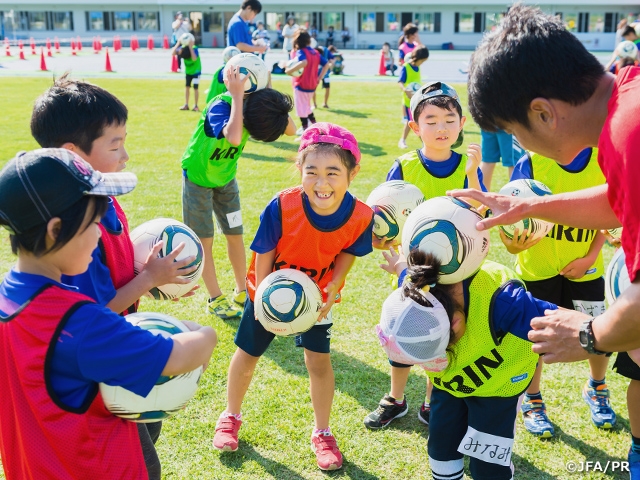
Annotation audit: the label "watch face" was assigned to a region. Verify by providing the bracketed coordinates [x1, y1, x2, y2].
[579, 329, 589, 347]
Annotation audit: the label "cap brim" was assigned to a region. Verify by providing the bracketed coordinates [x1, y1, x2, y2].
[87, 171, 137, 197]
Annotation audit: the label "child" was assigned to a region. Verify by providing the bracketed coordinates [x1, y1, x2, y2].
[0, 149, 217, 480]
[212, 123, 374, 471]
[502, 147, 615, 438]
[252, 21, 270, 60]
[205, 46, 241, 104]
[328, 45, 344, 75]
[380, 248, 554, 480]
[325, 25, 335, 47]
[479, 129, 523, 190]
[397, 45, 429, 149]
[285, 30, 331, 136]
[313, 45, 334, 109]
[381, 42, 397, 76]
[171, 36, 202, 111]
[181, 65, 295, 319]
[365, 82, 485, 429]
[397, 23, 421, 66]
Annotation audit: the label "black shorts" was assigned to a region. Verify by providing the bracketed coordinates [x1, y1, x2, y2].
[321, 78, 330, 89]
[524, 275, 605, 317]
[185, 74, 201, 88]
[613, 352, 640, 380]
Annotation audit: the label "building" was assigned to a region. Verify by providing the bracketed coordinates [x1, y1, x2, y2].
[1, 0, 638, 51]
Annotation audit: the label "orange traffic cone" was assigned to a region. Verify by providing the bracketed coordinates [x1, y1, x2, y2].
[213, 36, 218, 47]
[76, 36, 82, 51]
[147, 35, 154, 50]
[378, 50, 386, 75]
[40, 48, 48, 71]
[46, 38, 51, 51]
[19, 44, 25, 60]
[163, 35, 169, 49]
[30, 37, 36, 55]
[71, 41, 76, 56]
[5, 43, 10, 57]
[97, 36, 102, 51]
[105, 48, 113, 72]
[47, 46, 52, 57]
[171, 54, 179, 73]
[54, 36, 60, 53]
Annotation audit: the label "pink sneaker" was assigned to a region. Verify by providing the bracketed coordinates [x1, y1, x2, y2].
[213, 414, 242, 451]
[311, 431, 343, 471]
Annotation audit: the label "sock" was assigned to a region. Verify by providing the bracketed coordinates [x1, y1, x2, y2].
[221, 411, 242, 421]
[392, 396, 405, 406]
[308, 113, 317, 124]
[313, 427, 331, 436]
[588, 376, 606, 388]
[524, 392, 543, 402]
[632, 436, 640, 454]
[300, 117, 309, 130]
[208, 295, 220, 303]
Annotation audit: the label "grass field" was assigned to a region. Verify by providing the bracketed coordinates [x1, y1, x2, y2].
[0, 76, 629, 479]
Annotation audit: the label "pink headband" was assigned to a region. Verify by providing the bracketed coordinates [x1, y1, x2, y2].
[298, 122, 361, 164]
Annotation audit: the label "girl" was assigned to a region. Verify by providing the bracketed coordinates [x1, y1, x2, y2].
[212, 123, 374, 471]
[0, 149, 216, 480]
[398, 23, 421, 65]
[397, 45, 429, 149]
[381, 42, 397, 76]
[379, 246, 555, 480]
[285, 30, 331, 137]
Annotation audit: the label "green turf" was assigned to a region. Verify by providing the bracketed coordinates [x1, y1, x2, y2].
[0, 77, 628, 479]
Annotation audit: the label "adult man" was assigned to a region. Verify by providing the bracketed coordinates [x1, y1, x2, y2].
[226, 0, 267, 55]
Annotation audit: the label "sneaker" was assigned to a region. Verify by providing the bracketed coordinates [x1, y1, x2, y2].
[232, 288, 246, 307]
[363, 394, 408, 429]
[192, 106, 200, 112]
[206, 296, 242, 319]
[582, 382, 617, 429]
[629, 449, 640, 480]
[311, 431, 343, 471]
[295, 126, 305, 135]
[521, 399, 555, 438]
[418, 402, 430, 426]
[213, 414, 242, 451]
[179, 104, 189, 110]
[398, 139, 408, 149]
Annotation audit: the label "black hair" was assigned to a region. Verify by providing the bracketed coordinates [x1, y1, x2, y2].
[241, 0, 262, 14]
[467, 4, 605, 132]
[398, 23, 419, 47]
[622, 25, 638, 37]
[179, 46, 192, 59]
[409, 45, 429, 63]
[383, 42, 391, 48]
[619, 57, 637, 69]
[243, 88, 293, 142]
[328, 45, 337, 53]
[30, 73, 128, 155]
[297, 143, 358, 175]
[4, 196, 109, 257]
[293, 30, 311, 50]
[413, 82, 462, 124]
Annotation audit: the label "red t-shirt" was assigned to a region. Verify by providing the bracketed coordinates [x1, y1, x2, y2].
[597, 66, 640, 282]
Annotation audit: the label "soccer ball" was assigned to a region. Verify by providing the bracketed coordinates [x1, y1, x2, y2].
[222, 45, 241, 63]
[616, 40, 638, 60]
[404, 82, 421, 94]
[498, 179, 554, 241]
[402, 196, 490, 284]
[608, 227, 622, 242]
[179, 32, 195, 46]
[223, 53, 269, 93]
[255, 269, 323, 337]
[130, 218, 204, 300]
[605, 247, 630, 305]
[366, 180, 425, 244]
[99, 312, 203, 423]
[286, 58, 304, 77]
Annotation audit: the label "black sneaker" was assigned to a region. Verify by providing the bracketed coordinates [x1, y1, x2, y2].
[364, 394, 408, 429]
[418, 402, 430, 426]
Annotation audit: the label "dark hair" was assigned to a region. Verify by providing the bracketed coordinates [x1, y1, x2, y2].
[622, 25, 637, 37]
[243, 88, 293, 142]
[297, 143, 358, 174]
[30, 73, 128, 154]
[293, 30, 311, 50]
[414, 83, 462, 124]
[179, 46, 192, 59]
[467, 4, 605, 132]
[409, 45, 429, 63]
[328, 45, 337, 53]
[619, 57, 637, 69]
[398, 23, 419, 47]
[241, 0, 262, 14]
[383, 42, 391, 48]
[4, 196, 109, 256]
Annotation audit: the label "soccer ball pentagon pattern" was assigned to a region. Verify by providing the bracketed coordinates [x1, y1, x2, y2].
[224, 53, 270, 93]
[605, 247, 631, 305]
[286, 58, 304, 77]
[99, 312, 203, 423]
[179, 32, 195, 46]
[401, 196, 490, 284]
[130, 218, 204, 300]
[366, 180, 425, 244]
[222, 45, 241, 63]
[498, 179, 554, 241]
[255, 269, 323, 337]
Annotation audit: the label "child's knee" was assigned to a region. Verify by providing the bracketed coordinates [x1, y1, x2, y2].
[304, 350, 332, 375]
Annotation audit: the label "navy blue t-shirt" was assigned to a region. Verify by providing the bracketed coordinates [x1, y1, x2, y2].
[511, 147, 593, 181]
[203, 98, 231, 139]
[227, 13, 253, 47]
[251, 191, 374, 257]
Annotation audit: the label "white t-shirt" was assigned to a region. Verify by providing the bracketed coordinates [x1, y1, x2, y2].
[282, 24, 299, 52]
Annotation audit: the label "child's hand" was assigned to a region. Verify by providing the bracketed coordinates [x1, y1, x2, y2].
[181, 320, 216, 372]
[318, 281, 340, 322]
[499, 228, 541, 254]
[171, 284, 200, 301]
[465, 143, 482, 175]
[380, 246, 407, 277]
[560, 256, 593, 280]
[141, 240, 198, 288]
[372, 234, 397, 250]
[224, 65, 246, 97]
[602, 229, 622, 248]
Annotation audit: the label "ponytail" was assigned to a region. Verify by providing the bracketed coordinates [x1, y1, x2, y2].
[403, 250, 456, 321]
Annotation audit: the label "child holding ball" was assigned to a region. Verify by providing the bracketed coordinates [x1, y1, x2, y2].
[397, 46, 429, 149]
[213, 123, 374, 471]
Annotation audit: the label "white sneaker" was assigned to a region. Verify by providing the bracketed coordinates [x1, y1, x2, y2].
[398, 139, 408, 149]
[295, 126, 305, 136]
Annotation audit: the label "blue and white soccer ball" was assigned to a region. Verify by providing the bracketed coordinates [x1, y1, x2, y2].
[401, 196, 490, 284]
[498, 179, 554, 241]
[366, 180, 425, 244]
[99, 312, 203, 422]
[404, 82, 421, 94]
[179, 32, 195, 47]
[223, 53, 269, 93]
[130, 218, 204, 300]
[605, 247, 631, 305]
[255, 269, 323, 336]
[222, 45, 241, 63]
[285, 58, 304, 77]
[616, 40, 638, 60]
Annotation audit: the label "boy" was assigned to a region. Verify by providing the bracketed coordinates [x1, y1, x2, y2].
[397, 45, 429, 149]
[181, 65, 295, 319]
[479, 129, 523, 190]
[171, 37, 202, 111]
[252, 21, 270, 60]
[0, 149, 217, 480]
[502, 148, 615, 438]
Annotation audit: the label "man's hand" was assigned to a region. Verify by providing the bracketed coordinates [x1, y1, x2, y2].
[528, 308, 593, 363]
[447, 189, 530, 231]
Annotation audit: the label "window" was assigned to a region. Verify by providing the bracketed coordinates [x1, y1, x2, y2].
[87, 11, 104, 30]
[360, 12, 375, 32]
[456, 13, 474, 33]
[265, 12, 284, 32]
[28, 11, 47, 30]
[484, 12, 504, 32]
[563, 13, 578, 32]
[413, 13, 441, 33]
[387, 13, 400, 32]
[588, 13, 604, 32]
[204, 12, 223, 33]
[322, 12, 342, 31]
[114, 11, 133, 31]
[51, 12, 73, 30]
[136, 12, 158, 31]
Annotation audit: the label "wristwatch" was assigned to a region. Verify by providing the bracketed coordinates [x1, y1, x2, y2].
[579, 319, 610, 355]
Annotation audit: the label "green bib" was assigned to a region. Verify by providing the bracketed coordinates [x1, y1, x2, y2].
[397, 150, 468, 199]
[428, 261, 538, 398]
[206, 66, 227, 104]
[402, 64, 422, 107]
[184, 52, 202, 76]
[516, 149, 606, 282]
[180, 93, 249, 188]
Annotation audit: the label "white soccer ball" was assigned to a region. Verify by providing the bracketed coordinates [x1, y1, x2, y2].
[130, 218, 204, 300]
[616, 40, 638, 60]
[99, 312, 203, 423]
[223, 53, 269, 93]
[402, 196, 490, 284]
[366, 180, 425, 244]
[286, 58, 304, 77]
[498, 179, 554, 241]
[255, 269, 323, 337]
[180, 32, 195, 46]
[605, 247, 631, 305]
[222, 45, 241, 63]
[404, 82, 421, 94]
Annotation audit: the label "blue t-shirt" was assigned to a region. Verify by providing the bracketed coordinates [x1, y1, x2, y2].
[227, 13, 253, 47]
[398, 63, 419, 84]
[398, 42, 415, 61]
[295, 48, 328, 91]
[510, 147, 593, 181]
[251, 191, 374, 257]
[386, 150, 488, 192]
[321, 50, 334, 79]
[203, 98, 231, 139]
[61, 198, 119, 306]
[0, 269, 173, 409]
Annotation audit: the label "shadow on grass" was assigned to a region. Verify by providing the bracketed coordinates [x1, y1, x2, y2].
[242, 152, 295, 162]
[358, 142, 386, 157]
[511, 453, 557, 479]
[326, 109, 370, 119]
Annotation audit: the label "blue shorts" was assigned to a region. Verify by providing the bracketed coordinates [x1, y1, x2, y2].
[234, 298, 332, 356]
[402, 105, 412, 123]
[481, 130, 518, 167]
